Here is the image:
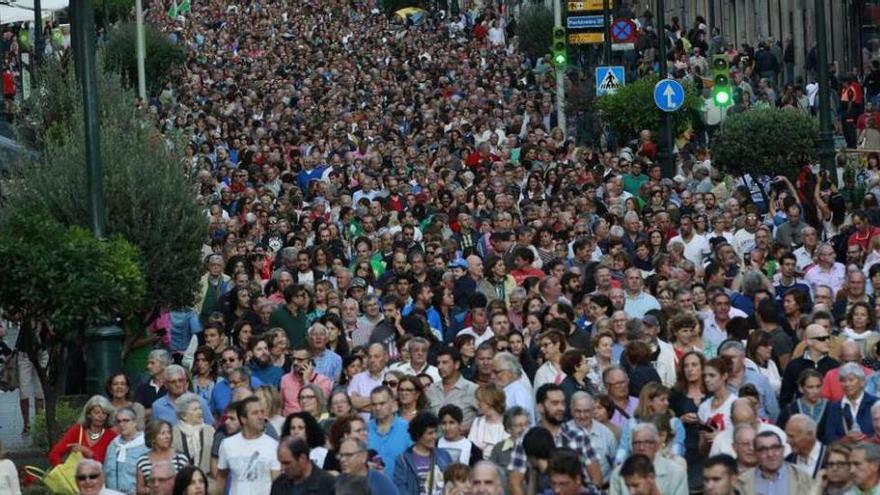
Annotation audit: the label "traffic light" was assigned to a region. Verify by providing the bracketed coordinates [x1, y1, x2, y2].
[711, 54, 732, 106]
[552, 26, 567, 68]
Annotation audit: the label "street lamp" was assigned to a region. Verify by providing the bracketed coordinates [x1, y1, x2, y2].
[814, 0, 835, 182]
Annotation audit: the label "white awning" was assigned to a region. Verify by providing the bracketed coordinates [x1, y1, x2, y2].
[0, 4, 50, 24]
[8, 0, 69, 12]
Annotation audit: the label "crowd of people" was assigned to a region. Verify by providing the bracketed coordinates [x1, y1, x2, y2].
[5, 0, 880, 494]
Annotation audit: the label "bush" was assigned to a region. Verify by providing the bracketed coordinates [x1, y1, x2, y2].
[32, 400, 80, 451]
[595, 76, 703, 145]
[712, 107, 817, 180]
[7, 58, 207, 313]
[516, 4, 553, 60]
[104, 23, 185, 95]
[96, 0, 135, 23]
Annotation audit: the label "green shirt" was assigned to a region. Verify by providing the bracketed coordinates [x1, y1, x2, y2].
[268, 305, 308, 347]
[622, 173, 649, 196]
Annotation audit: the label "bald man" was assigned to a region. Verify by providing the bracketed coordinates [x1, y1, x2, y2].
[471, 461, 505, 495]
[779, 323, 840, 407]
[709, 398, 791, 458]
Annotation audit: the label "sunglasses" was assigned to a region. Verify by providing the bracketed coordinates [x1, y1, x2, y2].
[76, 474, 100, 481]
[811, 335, 831, 342]
[383, 380, 399, 387]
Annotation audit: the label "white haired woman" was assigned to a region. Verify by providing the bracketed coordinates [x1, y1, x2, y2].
[49, 395, 118, 466]
[0, 440, 21, 494]
[104, 406, 149, 494]
[171, 392, 214, 473]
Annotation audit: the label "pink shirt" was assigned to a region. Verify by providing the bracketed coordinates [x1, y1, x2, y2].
[279, 371, 332, 416]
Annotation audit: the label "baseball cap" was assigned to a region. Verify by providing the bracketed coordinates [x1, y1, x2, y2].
[448, 259, 468, 270]
[350, 277, 368, 289]
[643, 314, 660, 327]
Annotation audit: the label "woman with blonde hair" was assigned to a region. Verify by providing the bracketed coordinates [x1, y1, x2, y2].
[255, 384, 286, 434]
[298, 384, 329, 422]
[614, 383, 685, 464]
[49, 395, 117, 466]
[467, 384, 509, 457]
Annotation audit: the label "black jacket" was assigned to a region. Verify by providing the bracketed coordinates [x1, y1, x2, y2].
[270, 464, 336, 495]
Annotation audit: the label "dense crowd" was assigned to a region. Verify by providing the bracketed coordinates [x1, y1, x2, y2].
[5, 0, 880, 494]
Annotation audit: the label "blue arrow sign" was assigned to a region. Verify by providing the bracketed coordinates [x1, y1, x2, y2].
[654, 79, 685, 112]
[567, 15, 604, 29]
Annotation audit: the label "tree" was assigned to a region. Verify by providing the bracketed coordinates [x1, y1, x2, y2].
[515, 4, 553, 61]
[7, 57, 207, 319]
[712, 107, 817, 180]
[595, 76, 703, 146]
[0, 209, 145, 445]
[104, 23, 185, 95]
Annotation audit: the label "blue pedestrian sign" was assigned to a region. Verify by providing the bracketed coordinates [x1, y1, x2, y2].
[567, 15, 604, 29]
[654, 79, 685, 112]
[595, 66, 625, 96]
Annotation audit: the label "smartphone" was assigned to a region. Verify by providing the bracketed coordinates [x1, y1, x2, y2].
[699, 423, 717, 432]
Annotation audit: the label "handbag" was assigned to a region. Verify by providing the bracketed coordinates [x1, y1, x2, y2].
[0, 350, 19, 392]
[28, 428, 85, 494]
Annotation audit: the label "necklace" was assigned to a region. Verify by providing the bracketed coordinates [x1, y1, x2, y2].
[88, 428, 104, 441]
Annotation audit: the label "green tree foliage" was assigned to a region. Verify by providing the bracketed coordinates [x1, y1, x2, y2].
[0, 210, 145, 444]
[0, 211, 145, 333]
[713, 107, 817, 180]
[104, 23, 185, 95]
[6, 58, 207, 314]
[516, 4, 553, 60]
[595, 76, 703, 145]
[96, 0, 135, 23]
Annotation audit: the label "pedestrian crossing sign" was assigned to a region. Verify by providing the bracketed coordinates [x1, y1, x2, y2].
[595, 66, 625, 96]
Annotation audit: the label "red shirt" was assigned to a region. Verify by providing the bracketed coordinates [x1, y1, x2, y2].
[49, 423, 118, 466]
[848, 226, 880, 252]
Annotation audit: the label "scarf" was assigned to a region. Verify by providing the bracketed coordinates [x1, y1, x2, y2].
[177, 422, 203, 463]
[114, 432, 145, 463]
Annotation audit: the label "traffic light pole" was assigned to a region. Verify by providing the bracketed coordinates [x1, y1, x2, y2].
[656, 0, 674, 178]
[554, 0, 567, 137]
[602, 0, 611, 64]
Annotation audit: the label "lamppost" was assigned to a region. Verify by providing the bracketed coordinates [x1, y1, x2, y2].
[656, 0, 675, 178]
[72, 0, 106, 238]
[814, 0, 835, 181]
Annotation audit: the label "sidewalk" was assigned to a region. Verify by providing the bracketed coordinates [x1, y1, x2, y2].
[1, 322, 34, 451]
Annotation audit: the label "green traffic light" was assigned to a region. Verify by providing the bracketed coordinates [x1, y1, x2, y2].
[714, 90, 730, 105]
[554, 53, 567, 66]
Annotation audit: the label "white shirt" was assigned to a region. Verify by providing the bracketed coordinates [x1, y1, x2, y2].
[708, 422, 790, 458]
[842, 393, 865, 431]
[457, 326, 495, 347]
[793, 245, 817, 271]
[217, 433, 280, 495]
[390, 361, 441, 383]
[732, 228, 756, 258]
[804, 262, 846, 297]
[793, 440, 823, 477]
[668, 233, 711, 267]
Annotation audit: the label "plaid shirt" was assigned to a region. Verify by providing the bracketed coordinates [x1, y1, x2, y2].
[508, 421, 600, 475]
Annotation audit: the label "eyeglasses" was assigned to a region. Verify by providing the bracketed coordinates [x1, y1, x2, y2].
[755, 444, 784, 453]
[223, 357, 239, 363]
[338, 450, 364, 459]
[76, 474, 101, 481]
[398, 387, 417, 393]
[826, 461, 851, 469]
[383, 380, 399, 387]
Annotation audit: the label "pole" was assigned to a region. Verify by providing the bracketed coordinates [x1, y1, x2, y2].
[602, 0, 611, 64]
[708, 0, 715, 34]
[74, 0, 106, 238]
[656, 0, 674, 178]
[135, 0, 146, 101]
[33, 0, 43, 66]
[554, 0, 567, 137]
[814, 0, 835, 182]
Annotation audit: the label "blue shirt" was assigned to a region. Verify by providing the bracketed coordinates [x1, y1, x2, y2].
[726, 366, 780, 422]
[169, 309, 202, 352]
[367, 417, 413, 481]
[151, 393, 214, 426]
[504, 380, 536, 425]
[313, 349, 343, 383]
[623, 291, 661, 318]
[366, 470, 400, 495]
[754, 465, 789, 495]
[210, 375, 264, 416]
[248, 362, 283, 388]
